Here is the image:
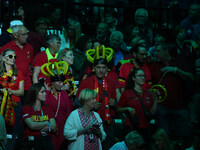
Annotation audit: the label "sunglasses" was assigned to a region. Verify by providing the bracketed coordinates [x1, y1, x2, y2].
[4, 54, 17, 59]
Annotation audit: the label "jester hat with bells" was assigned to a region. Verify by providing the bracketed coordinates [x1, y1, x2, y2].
[41, 60, 69, 83]
[86, 45, 113, 66]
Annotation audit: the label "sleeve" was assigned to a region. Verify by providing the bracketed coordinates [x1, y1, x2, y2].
[117, 91, 128, 107]
[109, 143, 124, 150]
[21, 105, 33, 121]
[63, 110, 81, 140]
[94, 112, 106, 141]
[33, 52, 44, 67]
[18, 71, 24, 82]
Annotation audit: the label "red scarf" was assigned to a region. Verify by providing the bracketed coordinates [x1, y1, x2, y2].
[94, 76, 111, 123]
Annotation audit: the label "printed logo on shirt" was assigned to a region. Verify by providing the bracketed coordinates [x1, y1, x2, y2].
[31, 115, 49, 122]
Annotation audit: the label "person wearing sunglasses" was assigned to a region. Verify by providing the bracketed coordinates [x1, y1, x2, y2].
[0, 48, 24, 149]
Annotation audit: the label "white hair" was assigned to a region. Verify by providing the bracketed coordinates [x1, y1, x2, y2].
[135, 8, 148, 18]
[12, 25, 27, 34]
[110, 31, 124, 42]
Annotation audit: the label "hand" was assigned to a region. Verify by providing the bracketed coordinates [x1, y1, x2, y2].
[109, 98, 115, 106]
[160, 66, 177, 74]
[84, 126, 93, 134]
[0, 88, 6, 93]
[127, 107, 135, 117]
[7, 88, 13, 95]
[44, 82, 50, 91]
[61, 84, 70, 91]
[92, 127, 102, 138]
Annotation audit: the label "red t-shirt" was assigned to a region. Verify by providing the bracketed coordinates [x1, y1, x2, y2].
[21, 105, 54, 138]
[118, 89, 153, 128]
[33, 51, 57, 85]
[0, 41, 33, 90]
[76, 75, 117, 122]
[151, 57, 191, 109]
[118, 62, 152, 90]
[0, 71, 24, 102]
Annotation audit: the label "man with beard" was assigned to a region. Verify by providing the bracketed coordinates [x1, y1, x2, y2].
[118, 44, 151, 93]
[76, 57, 117, 150]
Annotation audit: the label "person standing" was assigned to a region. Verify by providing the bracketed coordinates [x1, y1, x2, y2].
[21, 83, 56, 150]
[0, 25, 33, 93]
[64, 89, 106, 150]
[32, 34, 61, 85]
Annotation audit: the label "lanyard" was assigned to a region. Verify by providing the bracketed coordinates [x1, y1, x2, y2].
[82, 108, 94, 126]
[33, 106, 44, 121]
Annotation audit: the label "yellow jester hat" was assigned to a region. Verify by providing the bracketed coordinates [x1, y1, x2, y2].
[86, 45, 113, 64]
[41, 61, 69, 82]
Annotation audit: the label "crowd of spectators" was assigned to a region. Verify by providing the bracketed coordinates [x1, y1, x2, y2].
[0, 1, 200, 150]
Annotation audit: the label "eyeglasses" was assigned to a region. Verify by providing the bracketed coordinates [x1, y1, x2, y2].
[135, 75, 145, 78]
[4, 54, 17, 59]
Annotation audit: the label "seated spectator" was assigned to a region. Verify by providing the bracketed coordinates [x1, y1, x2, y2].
[21, 83, 56, 150]
[181, 3, 200, 40]
[151, 128, 174, 150]
[134, 8, 153, 46]
[72, 35, 93, 81]
[103, 8, 118, 33]
[109, 131, 145, 150]
[109, 31, 128, 66]
[96, 22, 110, 46]
[59, 17, 81, 50]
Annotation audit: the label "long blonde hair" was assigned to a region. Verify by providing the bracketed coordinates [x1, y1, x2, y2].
[0, 49, 18, 76]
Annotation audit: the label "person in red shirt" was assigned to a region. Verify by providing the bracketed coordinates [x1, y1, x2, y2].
[118, 44, 151, 93]
[0, 49, 24, 147]
[21, 83, 56, 150]
[151, 42, 194, 144]
[117, 68, 157, 148]
[32, 34, 61, 85]
[76, 57, 117, 150]
[0, 25, 33, 91]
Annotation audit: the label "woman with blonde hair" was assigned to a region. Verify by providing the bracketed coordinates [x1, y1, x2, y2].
[64, 89, 106, 150]
[0, 49, 24, 141]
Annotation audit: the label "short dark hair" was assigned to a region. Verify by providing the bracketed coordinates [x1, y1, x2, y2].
[47, 34, 61, 47]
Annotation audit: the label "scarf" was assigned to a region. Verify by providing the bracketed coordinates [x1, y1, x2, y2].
[94, 76, 111, 123]
[0, 69, 15, 126]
